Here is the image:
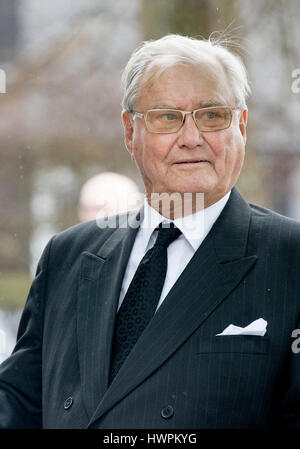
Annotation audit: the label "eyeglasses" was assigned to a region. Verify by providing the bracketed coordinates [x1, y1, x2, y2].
[132, 106, 240, 133]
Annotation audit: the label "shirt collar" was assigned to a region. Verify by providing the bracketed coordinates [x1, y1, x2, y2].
[140, 190, 231, 252]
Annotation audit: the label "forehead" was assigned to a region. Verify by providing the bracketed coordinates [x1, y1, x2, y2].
[136, 58, 235, 110]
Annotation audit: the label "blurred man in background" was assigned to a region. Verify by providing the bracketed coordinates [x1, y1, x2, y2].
[78, 172, 142, 221]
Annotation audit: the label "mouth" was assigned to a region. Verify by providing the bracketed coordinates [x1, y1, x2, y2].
[174, 160, 211, 164]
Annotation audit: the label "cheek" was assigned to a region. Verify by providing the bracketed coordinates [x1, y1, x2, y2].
[205, 135, 227, 167]
[209, 131, 244, 170]
[140, 134, 175, 165]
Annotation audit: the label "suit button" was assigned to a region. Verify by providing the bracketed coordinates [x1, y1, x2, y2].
[64, 397, 73, 410]
[161, 405, 174, 419]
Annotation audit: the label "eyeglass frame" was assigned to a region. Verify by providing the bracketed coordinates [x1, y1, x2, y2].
[131, 105, 241, 134]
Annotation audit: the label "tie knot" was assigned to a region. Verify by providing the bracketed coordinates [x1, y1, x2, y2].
[154, 222, 181, 248]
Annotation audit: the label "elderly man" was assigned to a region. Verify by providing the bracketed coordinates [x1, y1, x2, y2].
[0, 34, 300, 429]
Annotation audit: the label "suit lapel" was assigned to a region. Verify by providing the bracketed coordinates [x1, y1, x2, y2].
[87, 188, 258, 427]
[77, 211, 141, 419]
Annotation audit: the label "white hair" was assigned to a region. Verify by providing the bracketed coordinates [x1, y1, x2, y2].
[121, 34, 251, 112]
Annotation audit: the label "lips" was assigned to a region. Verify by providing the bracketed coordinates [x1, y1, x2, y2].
[175, 160, 210, 164]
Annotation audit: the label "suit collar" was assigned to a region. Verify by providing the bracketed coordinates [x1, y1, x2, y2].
[93, 186, 247, 262]
[210, 186, 252, 262]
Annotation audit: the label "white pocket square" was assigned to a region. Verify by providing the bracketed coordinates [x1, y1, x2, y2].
[216, 318, 267, 337]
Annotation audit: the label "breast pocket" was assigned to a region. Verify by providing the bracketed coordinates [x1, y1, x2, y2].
[196, 335, 269, 354]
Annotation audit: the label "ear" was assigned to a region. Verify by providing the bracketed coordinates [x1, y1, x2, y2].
[122, 111, 134, 155]
[239, 108, 248, 144]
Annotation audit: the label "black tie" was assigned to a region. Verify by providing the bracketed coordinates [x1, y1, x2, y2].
[109, 222, 181, 383]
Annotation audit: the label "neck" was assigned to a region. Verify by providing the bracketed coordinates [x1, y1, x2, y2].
[146, 192, 206, 219]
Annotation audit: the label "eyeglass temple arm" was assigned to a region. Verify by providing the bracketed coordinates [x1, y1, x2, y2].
[132, 111, 144, 119]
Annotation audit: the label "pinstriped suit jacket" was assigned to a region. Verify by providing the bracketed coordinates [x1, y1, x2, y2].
[0, 186, 300, 429]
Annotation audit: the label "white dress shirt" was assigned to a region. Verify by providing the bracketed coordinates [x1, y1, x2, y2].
[117, 190, 231, 313]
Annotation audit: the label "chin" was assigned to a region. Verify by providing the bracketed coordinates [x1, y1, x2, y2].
[170, 182, 216, 195]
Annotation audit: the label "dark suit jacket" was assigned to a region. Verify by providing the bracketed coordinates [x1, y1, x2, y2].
[0, 187, 300, 429]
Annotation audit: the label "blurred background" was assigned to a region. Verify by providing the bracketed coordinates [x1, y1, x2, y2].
[0, 0, 300, 361]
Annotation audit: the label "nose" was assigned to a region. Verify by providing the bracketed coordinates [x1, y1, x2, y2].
[177, 112, 205, 149]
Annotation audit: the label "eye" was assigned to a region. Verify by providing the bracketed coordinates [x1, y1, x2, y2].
[161, 113, 178, 121]
[205, 111, 217, 119]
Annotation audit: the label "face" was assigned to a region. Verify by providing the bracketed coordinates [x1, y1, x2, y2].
[123, 61, 247, 208]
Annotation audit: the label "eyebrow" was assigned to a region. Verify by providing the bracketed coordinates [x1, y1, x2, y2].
[200, 99, 225, 107]
[152, 103, 179, 109]
[151, 99, 225, 110]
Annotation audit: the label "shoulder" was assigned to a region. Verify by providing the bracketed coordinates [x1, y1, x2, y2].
[248, 200, 300, 250]
[249, 200, 300, 229]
